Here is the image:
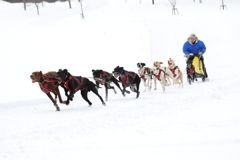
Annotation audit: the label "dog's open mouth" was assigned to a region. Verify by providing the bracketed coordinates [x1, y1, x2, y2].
[113, 73, 119, 78]
[31, 79, 38, 83]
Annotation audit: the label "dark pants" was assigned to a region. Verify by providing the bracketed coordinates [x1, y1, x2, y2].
[187, 55, 208, 78]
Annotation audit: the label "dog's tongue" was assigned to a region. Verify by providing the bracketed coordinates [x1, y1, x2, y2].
[113, 73, 119, 78]
[32, 79, 37, 83]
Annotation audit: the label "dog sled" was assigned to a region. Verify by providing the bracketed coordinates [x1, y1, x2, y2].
[186, 55, 206, 84]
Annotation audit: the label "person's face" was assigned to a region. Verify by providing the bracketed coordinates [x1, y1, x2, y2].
[190, 37, 196, 43]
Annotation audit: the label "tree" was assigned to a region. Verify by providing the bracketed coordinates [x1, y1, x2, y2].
[169, 0, 179, 15]
[220, 0, 227, 10]
[193, 0, 202, 3]
[78, 0, 84, 19]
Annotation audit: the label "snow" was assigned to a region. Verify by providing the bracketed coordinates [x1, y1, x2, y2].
[1, 0, 240, 159]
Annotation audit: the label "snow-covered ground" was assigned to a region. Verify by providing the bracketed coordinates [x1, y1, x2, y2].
[1, 0, 240, 159]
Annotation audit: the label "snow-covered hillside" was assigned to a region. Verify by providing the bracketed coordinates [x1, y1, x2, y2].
[1, 0, 240, 160]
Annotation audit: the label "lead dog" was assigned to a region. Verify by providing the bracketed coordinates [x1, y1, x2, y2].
[113, 66, 141, 98]
[167, 58, 183, 87]
[92, 69, 124, 101]
[30, 71, 66, 111]
[56, 69, 106, 106]
[137, 62, 152, 92]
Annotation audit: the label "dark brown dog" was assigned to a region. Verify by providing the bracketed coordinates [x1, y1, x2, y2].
[30, 71, 66, 111]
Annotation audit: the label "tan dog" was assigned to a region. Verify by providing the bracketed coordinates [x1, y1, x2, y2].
[151, 61, 168, 92]
[30, 71, 66, 111]
[167, 58, 183, 87]
[153, 61, 172, 86]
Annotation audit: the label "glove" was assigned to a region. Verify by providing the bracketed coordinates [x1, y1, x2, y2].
[198, 52, 203, 56]
[189, 53, 194, 56]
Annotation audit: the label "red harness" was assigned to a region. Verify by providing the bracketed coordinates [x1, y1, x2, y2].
[39, 74, 58, 93]
[98, 72, 110, 85]
[154, 69, 164, 81]
[170, 66, 178, 78]
[119, 72, 136, 85]
[186, 65, 195, 75]
[64, 75, 84, 93]
[140, 68, 147, 81]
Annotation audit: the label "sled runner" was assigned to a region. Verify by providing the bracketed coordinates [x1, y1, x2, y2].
[186, 55, 206, 84]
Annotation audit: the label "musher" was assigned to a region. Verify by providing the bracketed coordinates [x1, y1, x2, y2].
[183, 33, 208, 78]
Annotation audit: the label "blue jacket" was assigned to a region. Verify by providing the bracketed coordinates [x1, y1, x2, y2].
[183, 38, 206, 56]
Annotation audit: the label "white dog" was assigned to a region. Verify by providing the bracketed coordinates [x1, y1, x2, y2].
[137, 63, 152, 92]
[167, 58, 183, 87]
[151, 61, 167, 92]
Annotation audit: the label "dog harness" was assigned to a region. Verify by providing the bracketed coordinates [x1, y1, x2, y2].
[169, 66, 179, 78]
[64, 75, 84, 93]
[153, 69, 164, 81]
[139, 68, 148, 81]
[98, 72, 111, 85]
[39, 74, 58, 93]
[186, 64, 195, 76]
[119, 71, 136, 85]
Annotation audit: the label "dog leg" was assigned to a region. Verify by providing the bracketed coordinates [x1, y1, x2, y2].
[55, 88, 66, 104]
[80, 90, 92, 106]
[90, 86, 106, 106]
[166, 75, 172, 86]
[136, 82, 140, 98]
[153, 79, 157, 90]
[112, 87, 117, 94]
[104, 83, 108, 101]
[149, 79, 152, 90]
[161, 79, 166, 92]
[109, 85, 117, 94]
[179, 71, 184, 88]
[142, 78, 147, 92]
[112, 78, 124, 95]
[147, 76, 152, 91]
[123, 87, 130, 94]
[46, 93, 60, 111]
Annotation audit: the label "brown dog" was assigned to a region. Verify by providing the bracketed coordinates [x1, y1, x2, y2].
[30, 71, 66, 111]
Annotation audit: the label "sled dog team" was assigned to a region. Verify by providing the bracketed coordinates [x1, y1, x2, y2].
[30, 58, 184, 111]
[30, 33, 208, 111]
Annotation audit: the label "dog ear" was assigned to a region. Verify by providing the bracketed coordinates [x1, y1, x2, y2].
[142, 63, 146, 67]
[160, 62, 163, 64]
[63, 69, 68, 72]
[40, 71, 43, 75]
[92, 69, 95, 72]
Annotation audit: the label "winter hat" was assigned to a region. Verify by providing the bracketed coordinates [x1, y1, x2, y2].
[190, 33, 196, 39]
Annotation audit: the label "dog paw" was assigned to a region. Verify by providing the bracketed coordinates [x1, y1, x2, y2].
[136, 92, 140, 98]
[66, 101, 70, 105]
[54, 104, 61, 111]
[62, 101, 67, 104]
[125, 90, 130, 94]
